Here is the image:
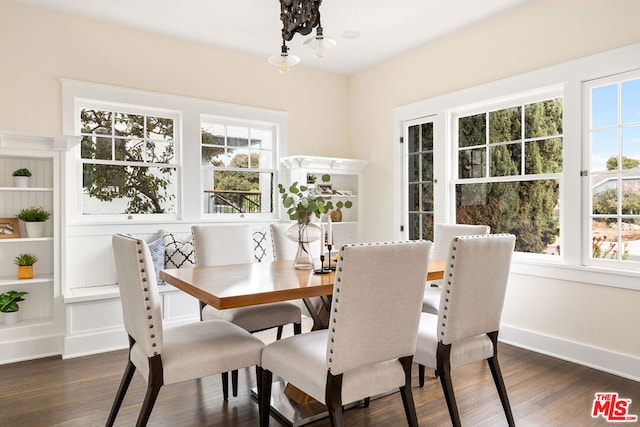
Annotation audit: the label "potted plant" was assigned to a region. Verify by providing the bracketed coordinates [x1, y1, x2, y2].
[0, 290, 28, 325]
[12, 168, 32, 188]
[16, 206, 51, 238]
[14, 253, 38, 280]
[277, 174, 352, 269]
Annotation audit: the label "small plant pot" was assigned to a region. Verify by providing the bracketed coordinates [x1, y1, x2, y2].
[2, 311, 19, 325]
[13, 176, 30, 188]
[24, 222, 45, 238]
[17, 265, 34, 280]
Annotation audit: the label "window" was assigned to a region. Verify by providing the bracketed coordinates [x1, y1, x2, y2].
[405, 118, 435, 240]
[79, 106, 179, 216]
[201, 118, 276, 215]
[454, 96, 563, 254]
[586, 71, 640, 266]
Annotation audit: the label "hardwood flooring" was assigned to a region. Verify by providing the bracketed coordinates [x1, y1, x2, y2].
[1, 327, 638, 426]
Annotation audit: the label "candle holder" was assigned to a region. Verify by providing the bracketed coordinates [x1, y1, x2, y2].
[314, 254, 330, 274]
[326, 244, 336, 271]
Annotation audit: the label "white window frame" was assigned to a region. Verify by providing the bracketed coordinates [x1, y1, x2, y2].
[582, 69, 640, 271]
[62, 80, 286, 224]
[393, 42, 640, 291]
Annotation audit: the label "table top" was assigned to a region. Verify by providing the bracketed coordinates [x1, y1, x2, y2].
[160, 259, 445, 310]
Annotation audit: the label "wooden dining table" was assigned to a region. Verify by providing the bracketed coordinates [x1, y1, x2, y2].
[160, 258, 445, 330]
[160, 258, 445, 426]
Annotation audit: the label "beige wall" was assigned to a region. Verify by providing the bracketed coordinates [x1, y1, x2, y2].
[348, 0, 640, 373]
[0, 0, 349, 158]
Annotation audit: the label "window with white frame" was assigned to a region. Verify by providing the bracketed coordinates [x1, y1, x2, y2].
[585, 71, 640, 266]
[405, 118, 435, 241]
[201, 117, 276, 215]
[453, 95, 563, 254]
[79, 105, 179, 216]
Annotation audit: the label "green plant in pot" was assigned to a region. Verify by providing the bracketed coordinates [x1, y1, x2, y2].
[17, 206, 51, 238]
[14, 253, 38, 280]
[277, 174, 352, 269]
[0, 290, 28, 325]
[12, 168, 32, 188]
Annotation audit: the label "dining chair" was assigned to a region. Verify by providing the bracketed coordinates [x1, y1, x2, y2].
[107, 234, 265, 427]
[260, 240, 432, 427]
[270, 222, 328, 322]
[414, 234, 516, 427]
[191, 224, 302, 399]
[423, 223, 490, 315]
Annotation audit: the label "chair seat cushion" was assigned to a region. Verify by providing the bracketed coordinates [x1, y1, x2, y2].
[130, 319, 264, 385]
[262, 330, 405, 405]
[415, 313, 494, 370]
[422, 287, 442, 314]
[202, 301, 301, 333]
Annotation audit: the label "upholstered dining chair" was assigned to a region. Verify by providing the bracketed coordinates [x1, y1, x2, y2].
[191, 224, 302, 399]
[107, 233, 265, 427]
[270, 222, 327, 321]
[415, 234, 516, 427]
[260, 240, 432, 427]
[423, 223, 490, 315]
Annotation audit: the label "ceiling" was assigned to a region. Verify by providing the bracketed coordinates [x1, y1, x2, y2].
[17, 0, 532, 75]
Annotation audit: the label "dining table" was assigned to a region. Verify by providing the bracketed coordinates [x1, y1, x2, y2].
[159, 258, 445, 426]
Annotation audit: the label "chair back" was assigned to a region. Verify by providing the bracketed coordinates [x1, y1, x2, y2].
[112, 233, 163, 357]
[438, 234, 515, 345]
[270, 222, 323, 261]
[327, 241, 431, 375]
[192, 224, 254, 266]
[432, 223, 490, 260]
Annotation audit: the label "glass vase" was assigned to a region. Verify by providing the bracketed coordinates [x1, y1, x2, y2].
[285, 218, 322, 269]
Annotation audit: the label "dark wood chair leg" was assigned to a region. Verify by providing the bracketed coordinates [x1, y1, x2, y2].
[438, 342, 462, 427]
[326, 372, 345, 427]
[221, 372, 229, 400]
[418, 364, 425, 387]
[106, 360, 136, 427]
[363, 397, 370, 407]
[232, 369, 239, 397]
[487, 331, 515, 427]
[399, 356, 419, 427]
[260, 369, 273, 427]
[293, 322, 302, 335]
[136, 355, 164, 427]
[276, 325, 284, 340]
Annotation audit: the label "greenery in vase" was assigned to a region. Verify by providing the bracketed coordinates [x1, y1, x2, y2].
[278, 174, 352, 222]
[17, 206, 51, 222]
[14, 253, 38, 266]
[0, 290, 28, 313]
[12, 168, 32, 177]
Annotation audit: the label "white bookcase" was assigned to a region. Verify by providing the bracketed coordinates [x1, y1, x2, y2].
[281, 155, 367, 247]
[0, 133, 75, 363]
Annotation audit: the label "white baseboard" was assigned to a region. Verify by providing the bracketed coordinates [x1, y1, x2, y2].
[500, 325, 640, 382]
[0, 335, 62, 364]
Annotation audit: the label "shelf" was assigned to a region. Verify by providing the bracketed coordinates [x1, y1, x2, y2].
[0, 274, 53, 287]
[0, 237, 53, 243]
[0, 186, 53, 192]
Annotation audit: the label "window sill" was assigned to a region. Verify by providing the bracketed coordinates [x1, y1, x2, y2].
[510, 258, 640, 291]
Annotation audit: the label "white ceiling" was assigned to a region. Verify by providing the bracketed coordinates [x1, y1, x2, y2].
[17, 0, 532, 75]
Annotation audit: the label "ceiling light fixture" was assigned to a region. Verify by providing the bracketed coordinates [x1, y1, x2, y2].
[269, 0, 331, 71]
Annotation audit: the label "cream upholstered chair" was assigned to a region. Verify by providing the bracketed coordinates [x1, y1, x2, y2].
[422, 223, 490, 315]
[191, 224, 302, 399]
[270, 222, 327, 321]
[260, 240, 432, 427]
[415, 234, 516, 427]
[107, 234, 265, 427]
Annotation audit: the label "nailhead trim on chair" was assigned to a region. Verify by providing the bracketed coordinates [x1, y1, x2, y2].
[136, 238, 159, 356]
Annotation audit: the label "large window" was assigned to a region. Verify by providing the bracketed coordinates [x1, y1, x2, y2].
[586, 72, 640, 265]
[201, 118, 275, 215]
[454, 96, 563, 254]
[79, 106, 179, 216]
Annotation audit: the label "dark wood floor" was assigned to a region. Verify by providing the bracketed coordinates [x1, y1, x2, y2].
[1, 329, 638, 426]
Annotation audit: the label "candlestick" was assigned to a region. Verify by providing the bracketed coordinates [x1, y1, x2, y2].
[327, 216, 333, 246]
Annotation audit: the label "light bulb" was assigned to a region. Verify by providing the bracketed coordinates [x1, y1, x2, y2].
[269, 42, 300, 73]
[303, 26, 336, 58]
